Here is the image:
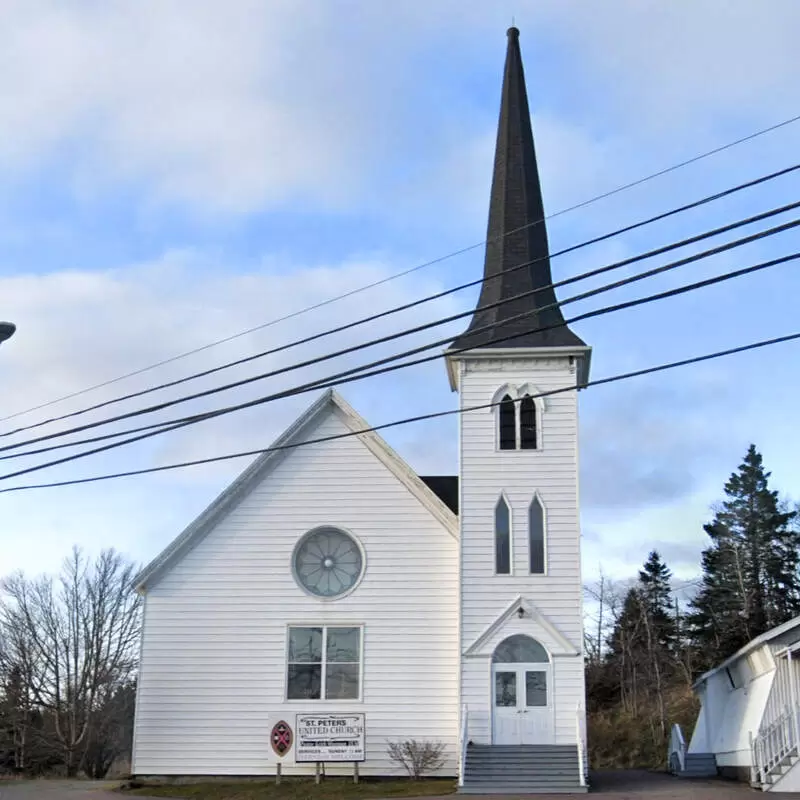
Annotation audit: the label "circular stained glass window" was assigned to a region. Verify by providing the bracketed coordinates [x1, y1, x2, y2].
[293, 527, 364, 599]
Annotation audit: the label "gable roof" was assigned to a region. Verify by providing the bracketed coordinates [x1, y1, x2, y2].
[693, 613, 800, 689]
[134, 389, 458, 591]
[463, 594, 580, 658]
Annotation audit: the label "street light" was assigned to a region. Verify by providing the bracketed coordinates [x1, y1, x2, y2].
[0, 321, 15, 345]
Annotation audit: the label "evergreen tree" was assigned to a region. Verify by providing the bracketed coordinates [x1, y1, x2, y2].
[638, 550, 676, 650]
[689, 444, 799, 665]
[606, 587, 646, 713]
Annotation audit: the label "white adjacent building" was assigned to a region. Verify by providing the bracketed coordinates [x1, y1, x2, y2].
[132, 27, 590, 794]
[674, 615, 800, 793]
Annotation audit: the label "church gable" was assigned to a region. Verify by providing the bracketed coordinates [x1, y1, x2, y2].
[135, 389, 457, 592]
[464, 595, 580, 659]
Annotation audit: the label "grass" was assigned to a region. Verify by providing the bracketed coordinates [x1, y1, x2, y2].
[121, 777, 456, 800]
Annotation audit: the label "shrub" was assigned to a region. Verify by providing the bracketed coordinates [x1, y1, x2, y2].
[386, 739, 446, 779]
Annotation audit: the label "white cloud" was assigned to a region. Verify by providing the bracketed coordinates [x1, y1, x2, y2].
[522, 2, 800, 129]
[0, 247, 467, 572]
[3, 1, 800, 221]
[0, 1, 406, 214]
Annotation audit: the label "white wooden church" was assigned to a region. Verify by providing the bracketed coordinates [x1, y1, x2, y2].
[132, 28, 590, 794]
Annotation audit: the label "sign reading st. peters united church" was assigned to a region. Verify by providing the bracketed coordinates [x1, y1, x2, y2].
[295, 714, 365, 762]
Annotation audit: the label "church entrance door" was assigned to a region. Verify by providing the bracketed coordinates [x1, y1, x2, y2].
[492, 663, 552, 744]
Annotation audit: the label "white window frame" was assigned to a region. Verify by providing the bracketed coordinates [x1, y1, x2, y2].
[285, 624, 364, 702]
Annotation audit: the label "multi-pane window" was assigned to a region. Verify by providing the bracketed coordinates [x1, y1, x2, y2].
[495, 496, 511, 574]
[529, 495, 545, 574]
[287, 626, 361, 700]
[498, 393, 538, 450]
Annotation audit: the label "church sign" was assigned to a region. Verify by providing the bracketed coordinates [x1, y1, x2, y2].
[295, 713, 365, 762]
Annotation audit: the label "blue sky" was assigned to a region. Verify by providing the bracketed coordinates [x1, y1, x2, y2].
[1, 1, 799, 588]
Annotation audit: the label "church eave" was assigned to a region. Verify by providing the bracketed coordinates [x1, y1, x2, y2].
[444, 344, 592, 392]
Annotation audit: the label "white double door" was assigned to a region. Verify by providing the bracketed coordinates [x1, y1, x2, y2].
[492, 663, 553, 745]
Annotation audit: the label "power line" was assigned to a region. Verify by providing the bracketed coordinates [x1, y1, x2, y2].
[4, 112, 799, 425]
[3, 245, 797, 481]
[6, 164, 798, 439]
[4, 209, 798, 457]
[3, 329, 798, 493]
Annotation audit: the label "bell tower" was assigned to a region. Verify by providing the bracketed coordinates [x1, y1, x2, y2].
[448, 27, 591, 768]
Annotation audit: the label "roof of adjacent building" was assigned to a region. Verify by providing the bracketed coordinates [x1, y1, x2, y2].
[450, 27, 586, 352]
[420, 475, 459, 514]
[693, 613, 800, 689]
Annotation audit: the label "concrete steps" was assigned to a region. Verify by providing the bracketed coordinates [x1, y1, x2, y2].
[460, 744, 587, 794]
[677, 752, 717, 778]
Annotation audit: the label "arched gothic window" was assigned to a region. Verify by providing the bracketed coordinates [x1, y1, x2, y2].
[520, 395, 537, 450]
[529, 495, 546, 574]
[495, 496, 511, 574]
[496, 388, 541, 450]
[499, 395, 516, 450]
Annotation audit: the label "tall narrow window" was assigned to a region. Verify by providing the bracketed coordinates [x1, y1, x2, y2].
[495, 496, 511, 574]
[529, 495, 545, 574]
[499, 395, 516, 450]
[520, 395, 537, 450]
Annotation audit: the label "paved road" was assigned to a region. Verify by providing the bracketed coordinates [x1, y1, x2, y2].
[590, 770, 778, 796]
[0, 780, 151, 799]
[2, 771, 799, 798]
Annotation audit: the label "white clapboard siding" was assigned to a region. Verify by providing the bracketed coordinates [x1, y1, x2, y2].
[456, 354, 586, 746]
[133, 404, 459, 776]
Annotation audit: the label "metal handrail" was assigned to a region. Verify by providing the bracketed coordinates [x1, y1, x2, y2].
[459, 704, 469, 787]
[576, 704, 586, 787]
[751, 704, 800, 786]
[668, 723, 686, 774]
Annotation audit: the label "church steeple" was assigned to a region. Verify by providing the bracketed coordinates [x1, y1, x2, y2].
[450, 27, 586, 352]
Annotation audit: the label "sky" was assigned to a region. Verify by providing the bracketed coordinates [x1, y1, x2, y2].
[1, 1, 800, 591]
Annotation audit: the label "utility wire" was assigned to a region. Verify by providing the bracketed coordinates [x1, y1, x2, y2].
[3, 329, 798, 493]
[4, 112, 799, 425]
[6, 163, 799, 438]
[3, 244, 798, 481]
[3, 209, 798, 457]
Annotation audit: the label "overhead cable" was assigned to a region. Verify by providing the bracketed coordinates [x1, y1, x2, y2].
[2, 244, 798, 481]
[4, 113, 799, 424]
[3, 208, 798, 458]
[3, 328, 798, 493]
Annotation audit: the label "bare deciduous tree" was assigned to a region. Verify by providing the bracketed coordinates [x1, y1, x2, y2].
[0, 547, 140, 776]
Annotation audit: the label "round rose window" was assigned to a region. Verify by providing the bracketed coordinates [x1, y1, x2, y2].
[293, 527, 364, 599]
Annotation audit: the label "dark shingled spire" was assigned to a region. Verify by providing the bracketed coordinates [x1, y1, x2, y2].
[450, 27, 586, 351]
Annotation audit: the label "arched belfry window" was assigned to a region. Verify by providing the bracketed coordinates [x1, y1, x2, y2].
[495, 496, 511, 575]
[520, 395, 537, 450]
[499, 395, 516, 451]
[529, 495, 546, 574]
[494, 387, 542, 451]
[492, 634, 549, 663]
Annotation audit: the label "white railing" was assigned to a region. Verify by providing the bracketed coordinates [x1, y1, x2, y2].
[459, 704, 469, 787]
[751, 705, 800, 786]
[668, 723, 686, 774]
[576, 705, 586, 787]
